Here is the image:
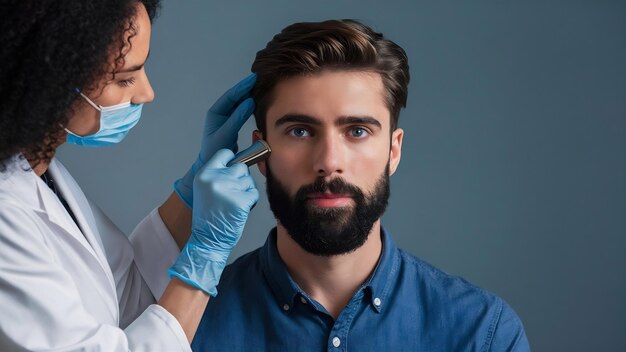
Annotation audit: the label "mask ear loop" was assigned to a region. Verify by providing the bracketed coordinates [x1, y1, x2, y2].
[61, 90, 102, 135]
[78, 92, 103, 111]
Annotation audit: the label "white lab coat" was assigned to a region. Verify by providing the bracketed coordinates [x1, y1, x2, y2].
[0, 155, 190, 351]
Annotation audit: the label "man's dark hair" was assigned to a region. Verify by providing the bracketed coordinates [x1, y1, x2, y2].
[0, 0, 160, 171]
[251, 19, 410, 134]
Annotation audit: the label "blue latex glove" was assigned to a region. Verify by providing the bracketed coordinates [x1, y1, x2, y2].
[174, 74, 256, 208]
[169, 149, 259, 296]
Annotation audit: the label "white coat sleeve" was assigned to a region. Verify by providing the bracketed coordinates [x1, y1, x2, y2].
[0, 204, 190, 351]
[128, 207, 181, 300]
[88, 202, 179, 328]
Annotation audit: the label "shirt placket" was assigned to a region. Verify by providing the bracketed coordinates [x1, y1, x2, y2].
[326, 290, 364, 352]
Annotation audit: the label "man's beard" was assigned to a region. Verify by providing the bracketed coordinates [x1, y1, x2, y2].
[265, 164, 390, 256]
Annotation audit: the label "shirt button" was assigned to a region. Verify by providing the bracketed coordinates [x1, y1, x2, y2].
[332, 337, 341, 348]
[373, 297, 382, 307]
[300, 296, 307, 304]
[282, 304, 290, 311]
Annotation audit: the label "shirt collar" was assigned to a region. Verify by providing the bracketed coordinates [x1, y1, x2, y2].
[260, 228, 303, 313]
[363, 226, 401, 313]
[259, 226, 401, 314]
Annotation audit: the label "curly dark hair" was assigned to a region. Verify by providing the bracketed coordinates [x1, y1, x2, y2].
[0, 0, 160, 171]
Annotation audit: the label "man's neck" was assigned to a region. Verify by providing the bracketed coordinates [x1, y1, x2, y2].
[275, 220, 383, 319]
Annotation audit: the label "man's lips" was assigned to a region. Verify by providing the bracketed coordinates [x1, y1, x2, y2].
[307, 193, 353, 207]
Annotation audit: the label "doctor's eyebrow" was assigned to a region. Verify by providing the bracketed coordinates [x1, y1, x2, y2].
[118, 50, 150, 73]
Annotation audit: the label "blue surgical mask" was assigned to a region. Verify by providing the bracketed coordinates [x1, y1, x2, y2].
[65, 92, 143, 147]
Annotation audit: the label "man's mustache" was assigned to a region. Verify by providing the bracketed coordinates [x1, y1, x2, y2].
[295, 177, 363, 201]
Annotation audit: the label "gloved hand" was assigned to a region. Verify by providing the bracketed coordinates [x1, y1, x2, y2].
[168, 149, 259, 296]
[174, 74, 256, 208]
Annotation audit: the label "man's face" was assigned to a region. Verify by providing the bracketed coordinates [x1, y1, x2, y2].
[255, 70, 403, 256]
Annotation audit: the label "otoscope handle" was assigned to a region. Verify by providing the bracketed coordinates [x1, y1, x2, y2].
[226, 140, 271, 167]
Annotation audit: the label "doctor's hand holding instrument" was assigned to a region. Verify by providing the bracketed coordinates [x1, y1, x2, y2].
[0, 0, 258, 350]
[169, 149, 259, 296]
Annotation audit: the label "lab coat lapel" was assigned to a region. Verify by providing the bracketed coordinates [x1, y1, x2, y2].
[18, 161, 98, 261]
[2, 157, 89, 252]
[47, 159, 118, 297]
[1, 156, 119, 323]
[34, 175, 94, 252]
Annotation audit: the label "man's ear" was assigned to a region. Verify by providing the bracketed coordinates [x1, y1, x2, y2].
[389, 128, 403, 176]
[252, 130, 267, 176]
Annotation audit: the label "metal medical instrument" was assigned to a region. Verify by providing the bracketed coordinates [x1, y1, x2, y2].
[226, 140, 272, 167]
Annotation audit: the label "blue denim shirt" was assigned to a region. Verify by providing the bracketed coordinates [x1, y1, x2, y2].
[192, 227, 530, 352]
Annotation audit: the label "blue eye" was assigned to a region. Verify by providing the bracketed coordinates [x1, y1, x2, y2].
[288, 127, 310, 138]
[350, 127, 369, 138]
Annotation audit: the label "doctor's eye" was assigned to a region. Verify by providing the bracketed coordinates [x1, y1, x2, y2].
[117, 77, 136, 87]
[288, 127, 311, 138]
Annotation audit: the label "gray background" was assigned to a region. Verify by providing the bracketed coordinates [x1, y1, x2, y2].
[57, 1, 626, 351]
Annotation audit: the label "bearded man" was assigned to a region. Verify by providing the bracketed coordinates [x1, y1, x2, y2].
[192, 19, 529, 352]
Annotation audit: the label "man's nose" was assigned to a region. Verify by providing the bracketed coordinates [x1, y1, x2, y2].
[313, 134, 345, 177]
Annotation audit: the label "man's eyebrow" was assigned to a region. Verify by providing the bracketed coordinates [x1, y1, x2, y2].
[118, 50, 150, 73]
[336, 116, 382, 129]
[275, 114, 383, 129]
[275, 114, 322, 127]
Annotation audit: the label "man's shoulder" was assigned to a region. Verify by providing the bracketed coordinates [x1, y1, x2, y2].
[205, 247, 267, 312]
[221, 247, 264, 280]
[393, 248, 529, 350]
[395, 248, 502, 308]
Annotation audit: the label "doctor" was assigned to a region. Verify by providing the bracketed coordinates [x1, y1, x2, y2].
[0, 0, 257, 350]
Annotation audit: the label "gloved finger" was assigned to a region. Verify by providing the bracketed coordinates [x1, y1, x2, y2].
[226, 172, 256, 191]
[208, 74, 257, 116]
[239, 187, 260, 211]
[225, 161, 252, 178]
[203, 148, 235, 169]
[243, 182, 259, 202]
[225, 185, 259, 209]
[203, 108, 230, 136]
[206, 175, 259, 215]
[248, 188, 260, 208]
[210, 180, 251, 199]
[220, 98, 255, 135]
